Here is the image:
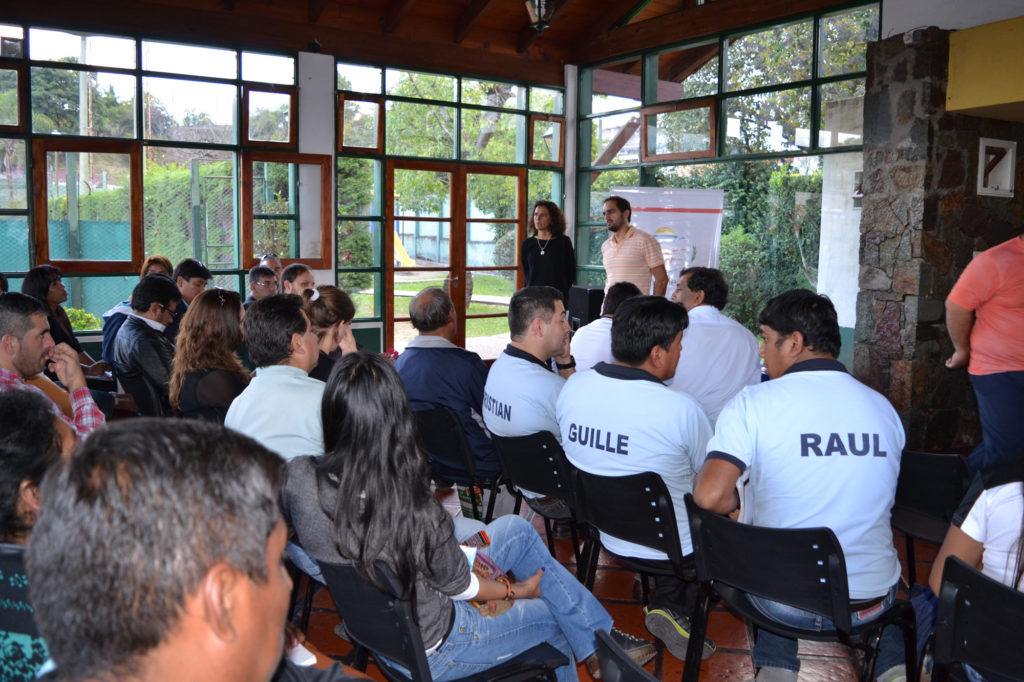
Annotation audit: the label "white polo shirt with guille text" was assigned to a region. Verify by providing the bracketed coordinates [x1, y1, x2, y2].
[706, 358, 904, 599]
[557, 363, 712, 559]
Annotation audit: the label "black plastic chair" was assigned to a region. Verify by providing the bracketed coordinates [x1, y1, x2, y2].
[682, 494, 917, 682]
[319, 560, 568, 682]
[892, 451, 970, 586]
[115, 369, 167, 417]
[414, 406, 501, 522]
[594, 628, 660, 682]
[492, 431, 582, 563]
[933, 556, 1024, 681]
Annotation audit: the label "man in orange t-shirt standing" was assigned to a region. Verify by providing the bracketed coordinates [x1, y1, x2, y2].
[945, 233, 1024, 471]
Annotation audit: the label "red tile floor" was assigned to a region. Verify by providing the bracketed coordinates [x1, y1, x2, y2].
[298, 494, 933, 682]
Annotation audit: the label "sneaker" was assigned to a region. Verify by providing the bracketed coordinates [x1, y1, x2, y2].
[585, 628, 657, 679]
[643, 606, 716, 660]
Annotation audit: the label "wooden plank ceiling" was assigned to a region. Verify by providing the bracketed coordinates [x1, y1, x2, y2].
[5, 0, 850, 86]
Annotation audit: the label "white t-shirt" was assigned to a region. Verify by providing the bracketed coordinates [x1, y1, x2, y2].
[957, 477, 1024, 589]
[570, 317, 613, 373]
[706, 359, 904, 599]
[557, 363, 711, 559]
[483, 345, 564, 440]
[666, 305, 761, 425]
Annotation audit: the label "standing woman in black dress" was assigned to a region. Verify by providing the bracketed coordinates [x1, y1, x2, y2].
[520, 200, 575, 302]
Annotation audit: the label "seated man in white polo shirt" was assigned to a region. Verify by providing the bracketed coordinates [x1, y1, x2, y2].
[570, 281, 641, 373]
[693, 289, 906, 682]
[483, 286, 575, 516]
[558, 296, 714, 661]
[667, 267, 760, 425]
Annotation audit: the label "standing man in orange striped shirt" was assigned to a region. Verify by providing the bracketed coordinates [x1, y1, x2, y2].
[601, 196, 669, 296]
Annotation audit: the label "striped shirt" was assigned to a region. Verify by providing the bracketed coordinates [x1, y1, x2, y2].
[601, 226, 663, 293]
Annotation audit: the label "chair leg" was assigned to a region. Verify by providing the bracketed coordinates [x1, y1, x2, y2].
[682, 588, 711, 682]
[640, 573, 651, 606]
[512, 491, 523, 516]
[901, 606, 919, 682]
[544, 516, 556, 557]
[569, 522, 582, 567]
[577, 531, 595, 586]
[905, 536, 917, 587]
[484, 482, 499, 523]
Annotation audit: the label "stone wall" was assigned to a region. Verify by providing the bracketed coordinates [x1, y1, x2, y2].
[855, 28, 1024, 450]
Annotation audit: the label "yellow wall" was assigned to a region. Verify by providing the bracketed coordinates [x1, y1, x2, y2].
[947, 15, 1024, 121]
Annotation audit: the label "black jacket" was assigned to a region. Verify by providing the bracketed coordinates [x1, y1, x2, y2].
[111, 315, 175, 416]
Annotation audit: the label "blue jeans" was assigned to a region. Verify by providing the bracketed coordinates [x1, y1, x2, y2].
[427, 514, 613, 682]
[968, 371, 1024, 471]
[750, 584, 903, 674]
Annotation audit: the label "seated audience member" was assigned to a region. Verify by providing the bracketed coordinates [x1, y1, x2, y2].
[101, 254, 173, 364]
[165, 257, 212, 341]
[284, 352, 656, 681]
[393, 287, 497, 481]
[667, 267, 760, 425]
[282, 263, 315, 295]
[246, 264, 280, 308]
[483, 286, 574, 514]
[0, 292, 105, 437]
[169, 288, 249, 423]
[25, 418, 363, 682]
[261, 253, 284, 281]
[225, 294, 324, 458]
[0, 391, 72, 681]
[558, 296, 714, 661]
[693, 290, 906, 682]
[111, 274, 181, 416]
[569, 281, 641, 372]
[302, 285, 358, 382]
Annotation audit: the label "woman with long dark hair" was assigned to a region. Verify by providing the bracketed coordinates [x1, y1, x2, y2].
[283, 352, 653, 682]
[521, 200, 575, 302]
[169, 287, 249, 422]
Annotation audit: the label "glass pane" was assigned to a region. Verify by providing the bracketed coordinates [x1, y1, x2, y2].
[462, 80, 522, 108]
[393, 168, 451, 217]
[531, 87, 564, 115]
[143, 148, 236, 270]
[0, 216, 30, 271]
[208, 273, 241, 291]
[142, 41, 237, 79]
[337, 219, 379, 268]
[532, 119, 562, 163]
[724, 87, 811, 154]
[585, 167, 640, 221]
[0, 24, 24, 58]
[252, 161, 325, 261]
[467, 173, 517, 220]
[386, 69, 455, 102]
[143, 77, 236, 144]
[337, 157, 380, 216]
[392, 270, 452, 349]
[45, 151, 132, 261]
[819, 79, 865, 148]
[821, 5, 879, 77]
[653, 43, 719, 101]
[0, 68, 18, 126]
[0, 138, 26, 208]
[467, 224, 516, 267]
[242, 52, 295, 85]
[646, 105, 712, 156]
[337, 270, 378, 319]
[395, 221, 450, 266]
[528, 169, 562, 204]
[727, 21, 813, 91]
[576, 269, 606, 289]
[589, 57, 642, 113]
[247, 90, 291, 143]
[461, 109, 525, 163]
[58, 275, 138, 329]
[465, 269, 516, 360]
[385, 101, 455, 158]
[337, 63, 382, 93]
[253, 161, 292, 214]
[29, 28, 136, 69]
[341, 99, 379, 149]
[32, 68, 136, 137]
[584, 112, 640, 166]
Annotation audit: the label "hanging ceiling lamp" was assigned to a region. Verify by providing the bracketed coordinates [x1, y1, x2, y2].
[524, 0, 556, 34]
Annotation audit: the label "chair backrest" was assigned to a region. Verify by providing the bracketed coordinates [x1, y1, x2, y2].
[894, 451, 970, 523]
[492, 431, 576, 507]
[683, 494, 852, 633]
[934, 555, 1024, 678]
[414, 406, 477, 478]
[320, 560, 432, 682]
[116, 369, 166, 417]
[595, 629, 659, 682]
[573, 468, 685, 567]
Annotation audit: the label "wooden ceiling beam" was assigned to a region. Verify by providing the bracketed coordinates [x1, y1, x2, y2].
[454, 0, 498, 44]
[382, 0, 417, 33]
[308, 0, 332, 23]
[576, 0, 850, 64]
[516, 0, 576, 54]
[569, 0, 652, 55]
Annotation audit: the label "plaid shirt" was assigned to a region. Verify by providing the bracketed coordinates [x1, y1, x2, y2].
[0, 366, 105, 437]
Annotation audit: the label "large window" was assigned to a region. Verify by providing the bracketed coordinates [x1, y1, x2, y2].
[1, 23, 297, 329]
[576, 4, 878, 332]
